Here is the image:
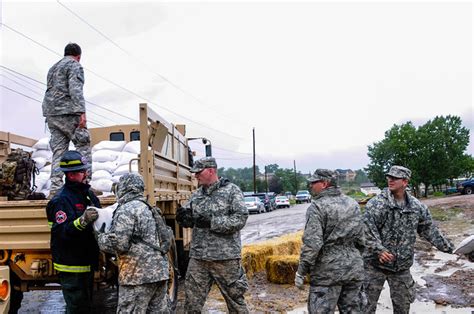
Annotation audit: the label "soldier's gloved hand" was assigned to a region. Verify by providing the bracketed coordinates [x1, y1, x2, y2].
[79, 207, 99, 227]
[194, 214, 211, 228]
[176, 207, 188, 223]
[295, 272, 305, 290]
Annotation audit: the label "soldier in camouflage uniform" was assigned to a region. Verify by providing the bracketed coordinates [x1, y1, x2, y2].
[295, 169, 365, 314]
[42, 43, 91, 196]
[97, 173, 170, 313]
[176, 157, 249, 313]
[363, 165, 454, 314]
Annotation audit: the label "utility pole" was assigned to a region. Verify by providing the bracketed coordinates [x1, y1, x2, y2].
[253, 128, 256, 193]
[293, 160, 297, 194]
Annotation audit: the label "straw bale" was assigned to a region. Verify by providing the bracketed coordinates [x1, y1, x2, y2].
[242, 230, 303, 278]
[265, 255, 299, 284]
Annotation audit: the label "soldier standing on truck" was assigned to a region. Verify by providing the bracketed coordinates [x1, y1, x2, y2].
[295, 169, 366, 313]
[97, 173, 170, 313]
[42, 43, 91, 197]
[176, 157, 250, 313]
[46, 150, 100, 313]
[363, 165, 454, 313]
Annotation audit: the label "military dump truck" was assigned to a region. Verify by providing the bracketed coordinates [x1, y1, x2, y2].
[0, 103, 200, 313]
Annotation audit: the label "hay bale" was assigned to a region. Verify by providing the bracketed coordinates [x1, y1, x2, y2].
[242, 230, 303, 278]
[265, 255, 300, 284]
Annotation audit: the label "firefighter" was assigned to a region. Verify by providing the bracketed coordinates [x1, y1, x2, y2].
[46, 150, 100, 313]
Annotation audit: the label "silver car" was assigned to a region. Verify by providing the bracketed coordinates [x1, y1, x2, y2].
[244, 196, 265, 214]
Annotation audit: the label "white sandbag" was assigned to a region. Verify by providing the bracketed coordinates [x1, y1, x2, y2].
[33, 157, 48, 170]
[91, 203, 119, 233]
[90, 178, 114, 193]
[116, 152, 139, 166]
[91, 170, 112, 181]
[40, 189, 50, 198]
[92, 161, 118, 173]
[32, 137, 50, 150]
[92, 141, 126, 153]
[92, 150, 121, 162]
[40, 165, 52, 173]
[44, 179, 51, 190]
[123, 141, 141, 154]
[68, 142, 76, 150]
[111, 175, 122, 183]
[32, 149, 52, 160]
[454, 235, 474, 255]
[34, 172, 50, 191]
[113, 164, 139, 176]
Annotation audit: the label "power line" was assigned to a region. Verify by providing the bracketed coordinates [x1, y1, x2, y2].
[56, 0, 250, 127]
[1, 74, 117, 124]
[0, 84, 104, 127]
[1, 22, 243, 140]
[1, 65, 137, 123]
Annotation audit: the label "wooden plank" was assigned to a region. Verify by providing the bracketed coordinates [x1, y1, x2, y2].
[0, 131, 37, 148]
[0, 241, 50, 250]
[0, 209, 47, 219]
[0, 225, 50, 233]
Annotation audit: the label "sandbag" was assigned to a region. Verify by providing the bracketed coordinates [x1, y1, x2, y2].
[32, 137, 50, 150]
[111, 175, 122, 183]
[32, 149, 52, 160]
[123, 141, 141, 154]
[91, 170, 112, 181]
[40, 165, 52, 173]
[113, 164, 139, 176]
[90, 178, 113, 193]
[92, 150, 121, 162]
[454, 235, 474, 255]
[33, 157, 48, 170]
[116, 152, 139, 166]
[34, 172, 50, 191]
[92, 203, 119, 233]
[92, 161, 118, 173]
[92, 141, 126, 153]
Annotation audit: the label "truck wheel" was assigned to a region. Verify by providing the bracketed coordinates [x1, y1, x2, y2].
[465, 187, 473, 195]
[167, 240, 179, 311]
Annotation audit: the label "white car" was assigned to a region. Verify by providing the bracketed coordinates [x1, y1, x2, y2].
[244, 196, 265, 214]
[275, 196, 290, 208]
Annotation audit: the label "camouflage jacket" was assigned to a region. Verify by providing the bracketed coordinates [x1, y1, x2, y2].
[42, 56, 85, 117]
[364, 188, 454, 272]
[97, 185, 169, 285]
[179, 178, 248, 260]
[297, 187, 365, 286]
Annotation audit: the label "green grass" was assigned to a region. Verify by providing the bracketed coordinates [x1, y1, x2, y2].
[429, 207, 463, 221]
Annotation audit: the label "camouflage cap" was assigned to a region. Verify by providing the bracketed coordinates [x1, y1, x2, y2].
[308, 169, 337, 183]
[385, 165, 411, 179]
[190, 157, 218, 173]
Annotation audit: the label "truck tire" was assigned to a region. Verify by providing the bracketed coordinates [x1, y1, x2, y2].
[167, 240, 179, 311]
[465, 187, 473, 195]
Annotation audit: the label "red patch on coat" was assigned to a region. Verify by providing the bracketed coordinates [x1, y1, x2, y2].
[55, 211, 67, 224]
[75, 204, 85, 211]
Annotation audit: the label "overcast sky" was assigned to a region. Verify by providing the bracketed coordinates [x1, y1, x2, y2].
[1, 1, 472, 173]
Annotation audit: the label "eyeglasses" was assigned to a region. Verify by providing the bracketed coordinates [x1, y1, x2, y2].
[386, 176, 402, 181]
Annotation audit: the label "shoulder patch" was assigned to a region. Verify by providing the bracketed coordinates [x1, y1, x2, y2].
[55, 210, 67, 224]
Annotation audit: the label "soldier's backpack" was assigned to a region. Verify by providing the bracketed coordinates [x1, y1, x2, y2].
[0, 148, 40, 200]
[134, 200, 174, 255]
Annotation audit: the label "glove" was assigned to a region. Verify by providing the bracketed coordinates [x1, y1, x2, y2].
[176, 207, 188, 223]
[295, 272, 305, 290]
[79, 207, 99, 227]
[194, 214, 211, 228]
[98, 222, 106, 233]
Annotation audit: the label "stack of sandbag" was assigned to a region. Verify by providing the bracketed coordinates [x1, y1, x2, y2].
[90, 140, 140, 193]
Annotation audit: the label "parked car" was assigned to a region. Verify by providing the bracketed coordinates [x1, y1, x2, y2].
[275, 196, 290, 208]
[266, 192, 277, 209]
[295, 190, 311, 203]
[458, 178, 474, 195]
[244, 196, 265, 214]
[284, 191, 295, 200]
[252, 193, 274, 212]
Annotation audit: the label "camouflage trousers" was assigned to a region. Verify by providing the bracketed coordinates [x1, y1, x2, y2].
[185, 258, 249, 313]
[364, 264, 415, 314]
[47, 115, 91, 195]
[307, 281, 363, 314]
[117, 280, 170, 313]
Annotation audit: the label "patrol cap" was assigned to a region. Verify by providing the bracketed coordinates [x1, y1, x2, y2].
[57, 150, 90, 172]
[190, 157, 217, 173]
[308, 169, 337, 183]
[385, 165, 411, 179]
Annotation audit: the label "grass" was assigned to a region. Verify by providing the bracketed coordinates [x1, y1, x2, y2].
[429, 207, 464, 221]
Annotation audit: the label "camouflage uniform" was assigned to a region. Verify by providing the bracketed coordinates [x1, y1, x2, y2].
[363, 166, 454, 314]
[297, 169, 365, 314]
[177, 157, 249, 313]
[42, 55, 90, 195]
[97, 173, 170, 313]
